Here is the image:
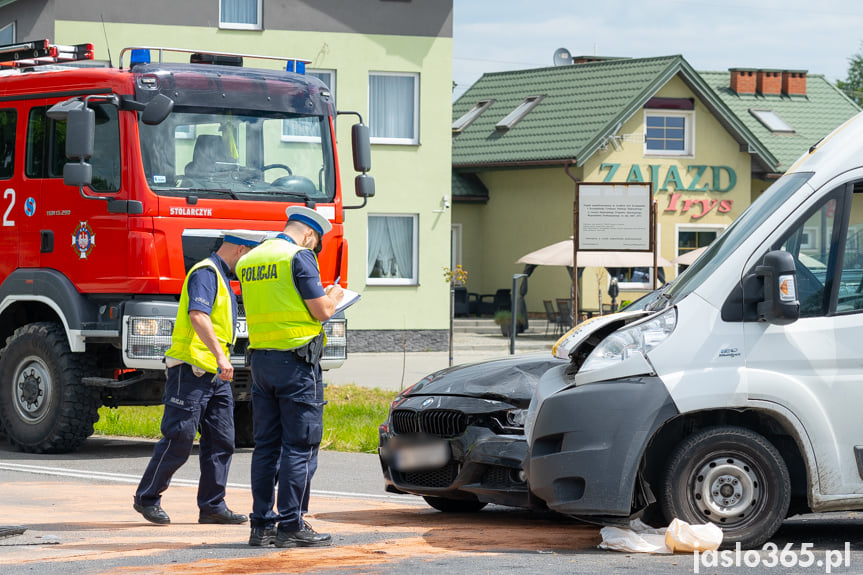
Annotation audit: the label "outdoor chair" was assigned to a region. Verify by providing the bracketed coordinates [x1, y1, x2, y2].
[543, 299, 566, 337]
[556, 298, 573, 331]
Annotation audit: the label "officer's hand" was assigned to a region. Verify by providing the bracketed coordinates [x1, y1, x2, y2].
[216, 356, 234, 382]
[325, 284, 344, 302]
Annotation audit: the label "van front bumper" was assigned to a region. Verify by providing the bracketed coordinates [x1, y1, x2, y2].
[525, 374, 678, 516]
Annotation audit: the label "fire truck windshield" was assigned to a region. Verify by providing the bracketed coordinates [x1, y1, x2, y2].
[138, 108, 335, 203]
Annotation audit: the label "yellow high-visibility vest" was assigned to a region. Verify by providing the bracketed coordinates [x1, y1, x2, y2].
[165, 258, 235, 374]
[237, 238, 323, 350]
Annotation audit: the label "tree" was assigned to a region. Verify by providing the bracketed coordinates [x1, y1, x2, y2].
[837, 42, 863, 107]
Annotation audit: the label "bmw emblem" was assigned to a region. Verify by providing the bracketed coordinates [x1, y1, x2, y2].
[421, 398, 434, 408]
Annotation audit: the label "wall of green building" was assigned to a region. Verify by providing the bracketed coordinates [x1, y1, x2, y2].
[55, 21, 453, 337]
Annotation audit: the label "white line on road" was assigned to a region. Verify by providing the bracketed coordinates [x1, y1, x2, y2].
[0, 462, 422, 505]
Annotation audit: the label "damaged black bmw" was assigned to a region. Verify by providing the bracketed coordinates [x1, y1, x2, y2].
[378, 354, 566, 512]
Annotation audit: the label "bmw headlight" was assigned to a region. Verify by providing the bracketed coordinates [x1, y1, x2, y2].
[580, 307, 676, 373]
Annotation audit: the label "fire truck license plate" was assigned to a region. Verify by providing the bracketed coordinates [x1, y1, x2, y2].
[393, 442, 450, 471]
[236, 319, 248, 338]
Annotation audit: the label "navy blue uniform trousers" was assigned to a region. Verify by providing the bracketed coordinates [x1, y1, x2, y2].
[135, 363, 236, 515]
[249, 349, 325, 532]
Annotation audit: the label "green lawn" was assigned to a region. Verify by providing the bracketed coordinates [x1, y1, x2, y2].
[93, 384, 397, 454]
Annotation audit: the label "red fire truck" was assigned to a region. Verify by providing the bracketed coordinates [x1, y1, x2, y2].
[0, 40, 374, 453]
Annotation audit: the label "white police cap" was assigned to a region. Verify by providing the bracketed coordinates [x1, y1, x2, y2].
[222, 229, 267, 247]
[285, 206, 332, 236]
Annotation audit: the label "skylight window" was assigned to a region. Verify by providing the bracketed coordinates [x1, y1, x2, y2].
[495, 96, 544, 131]
[452, 100, 493, 133]
[749, 109, 795, 133]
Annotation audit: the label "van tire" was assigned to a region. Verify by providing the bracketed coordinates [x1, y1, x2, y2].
[660, 425, 790, 549]
[0, 322, 101, 453]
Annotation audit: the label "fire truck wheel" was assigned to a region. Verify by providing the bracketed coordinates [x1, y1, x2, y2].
[233, 401, 255, 448]
[0, 322, 101, 454]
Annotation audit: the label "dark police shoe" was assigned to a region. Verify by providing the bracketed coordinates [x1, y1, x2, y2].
[133, 503, 171, 525]
[198, 508, 248, 525]
[275, 521, 332, 548]
[248, 527, 277, 546]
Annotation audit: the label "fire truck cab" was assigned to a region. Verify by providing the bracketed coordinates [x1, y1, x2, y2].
[0, 40, 373, 453]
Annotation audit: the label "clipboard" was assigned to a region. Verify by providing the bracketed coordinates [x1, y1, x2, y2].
[334, 288, 361, 314]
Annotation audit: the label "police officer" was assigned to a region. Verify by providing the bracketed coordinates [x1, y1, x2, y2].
[133, 230, 265, 525]
[237, 206, 343, 548]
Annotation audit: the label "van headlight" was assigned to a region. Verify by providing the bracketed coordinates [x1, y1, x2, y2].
[580, 307, 676, 373]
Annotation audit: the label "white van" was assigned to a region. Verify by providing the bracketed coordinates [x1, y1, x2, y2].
[523, 109, 863, 549]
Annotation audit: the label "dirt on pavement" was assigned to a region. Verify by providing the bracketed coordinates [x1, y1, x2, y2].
[0, 480, 602, 574]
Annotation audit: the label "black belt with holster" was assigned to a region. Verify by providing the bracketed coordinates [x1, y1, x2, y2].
[245, 332, 325, 366]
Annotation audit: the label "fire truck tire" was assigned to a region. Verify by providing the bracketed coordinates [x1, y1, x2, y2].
[233, 401, 255, 448]
[0, 322, 101, 454]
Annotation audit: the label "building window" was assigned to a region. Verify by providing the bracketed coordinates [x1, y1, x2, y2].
[0, 22, 14, 45]
[607, 267, 654, 290]
[367, 214, 418, 285]
[219, 0, 261, 30]
[495, 96, 543, 131]
[452, 100, 493, 133]
[677, 226, 724, 272]
[369, 73, 418, 145]
[644, 111, 693, 156]
[282, 70, 334, 141]
[749, 109, 794, 133]
[308, 70, 335, 102]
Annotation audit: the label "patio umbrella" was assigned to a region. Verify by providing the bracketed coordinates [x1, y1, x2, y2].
[672, 246, 706, 266]
[516, 239, 673, 268]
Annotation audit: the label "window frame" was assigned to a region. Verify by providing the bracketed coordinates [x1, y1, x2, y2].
[749, 109, 795, 133]
[0, 22, 14, 45]
[643, 109, 694, 157]
[495, 96, 543, 131]
[366, 213, 419, 286]
[281, 69, 335, 142]
[368, 72, 419, 146]
[453, 100, 493, 133]
[219, 0, 262, 30]
[675, 223, 726, 274]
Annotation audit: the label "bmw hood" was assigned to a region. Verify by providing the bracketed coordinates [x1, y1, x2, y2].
[403, 354, 567, 403]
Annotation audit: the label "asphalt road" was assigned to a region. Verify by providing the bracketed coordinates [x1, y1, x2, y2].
[2, 437, 863, 574]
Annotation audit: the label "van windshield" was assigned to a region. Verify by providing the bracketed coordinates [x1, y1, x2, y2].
[138, 108, 335, 203]
[662, 172, 814, 306]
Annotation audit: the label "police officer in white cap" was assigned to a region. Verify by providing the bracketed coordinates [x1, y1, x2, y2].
[238, 206, 343, 547]
[134, 229, 266, 526]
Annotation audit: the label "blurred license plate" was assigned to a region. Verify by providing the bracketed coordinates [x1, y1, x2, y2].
[393, 442, 450, 471]
[235, 319, 248, 338]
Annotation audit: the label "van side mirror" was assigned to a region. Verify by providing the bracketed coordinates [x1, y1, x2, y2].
[755, 250, 799, 325]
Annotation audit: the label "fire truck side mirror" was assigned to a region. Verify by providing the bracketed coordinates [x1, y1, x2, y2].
[66, 107, 95, 161]
[351, 123, 371, 172]
[141, 94, 174, 126]
[355, 173, 375, 198]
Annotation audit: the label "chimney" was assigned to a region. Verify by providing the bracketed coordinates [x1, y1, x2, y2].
[756, 69, 782, 95]
[782, 70, 807, 96]
[729, 68, 756, 94]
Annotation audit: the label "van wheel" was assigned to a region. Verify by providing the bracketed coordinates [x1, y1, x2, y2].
[0, 323, 101, 453]
[660, 426, 789, 549]
[422, 496, 488, 513]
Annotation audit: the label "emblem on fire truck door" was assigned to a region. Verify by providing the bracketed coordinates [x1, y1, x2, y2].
[71, 221, 95, 259]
